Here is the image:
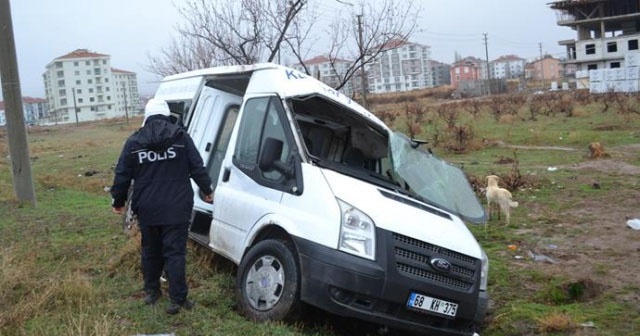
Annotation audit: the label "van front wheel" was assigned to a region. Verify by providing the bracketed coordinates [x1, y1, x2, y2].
[236, 239, 301, 322]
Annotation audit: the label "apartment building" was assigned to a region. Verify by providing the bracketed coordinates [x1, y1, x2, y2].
[450, 56, 486, 87]
[112, 68, 140, 117]
[366, 39, 433, 93]
[290, 55, 356, 96]
[0, 97, 48, 126]
[550, 0, 640, 71]
[42, 49, 139, 124]
[426, 60, 452, 87]
[525, 56, 563, 81]
[490, 55, 526, 79]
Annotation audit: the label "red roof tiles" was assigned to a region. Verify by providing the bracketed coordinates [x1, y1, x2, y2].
[55, 49, 109, 60]
[111, 67, 135, 74]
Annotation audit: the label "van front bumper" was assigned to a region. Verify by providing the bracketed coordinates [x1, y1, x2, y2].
[293, 230, 487, 336]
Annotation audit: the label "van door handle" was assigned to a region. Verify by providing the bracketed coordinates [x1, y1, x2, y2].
[205, 142, 212, 152]
[222, 168, 231, 182]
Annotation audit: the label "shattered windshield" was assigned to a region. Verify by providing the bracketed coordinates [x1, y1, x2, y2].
[389, 131, 486, 224]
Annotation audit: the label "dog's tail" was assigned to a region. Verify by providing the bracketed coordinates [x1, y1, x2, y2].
[509, 201, 519, 208]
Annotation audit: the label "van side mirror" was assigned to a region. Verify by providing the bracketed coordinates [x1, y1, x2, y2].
[259, 137, 294, 178]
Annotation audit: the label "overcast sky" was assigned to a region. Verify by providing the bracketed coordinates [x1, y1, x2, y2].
[2, 0, 574, 100]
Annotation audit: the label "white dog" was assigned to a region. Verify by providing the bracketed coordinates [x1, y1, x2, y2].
[485, 175, 518, 226]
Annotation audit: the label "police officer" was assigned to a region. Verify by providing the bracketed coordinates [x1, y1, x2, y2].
[111, 98, 213, 315]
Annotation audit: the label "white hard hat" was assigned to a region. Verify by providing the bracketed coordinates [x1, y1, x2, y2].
[142, 98, 170, 126]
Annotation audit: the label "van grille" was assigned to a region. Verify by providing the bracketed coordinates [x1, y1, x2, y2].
[393, 233, 478, 291]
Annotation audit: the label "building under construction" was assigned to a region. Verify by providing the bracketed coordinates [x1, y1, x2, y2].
[550, 0, 640, 71]
[549, 0, 640, 92]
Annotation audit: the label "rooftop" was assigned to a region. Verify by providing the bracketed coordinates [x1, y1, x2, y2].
[111, 67, 135, 74]
[55, 49, 109, 60]
[297, 55, 351, 66]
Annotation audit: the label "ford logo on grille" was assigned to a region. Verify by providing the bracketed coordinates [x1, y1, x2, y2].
[430, 258, 452, 272]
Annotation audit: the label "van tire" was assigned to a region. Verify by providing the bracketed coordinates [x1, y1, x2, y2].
[236, 239, 301, 322]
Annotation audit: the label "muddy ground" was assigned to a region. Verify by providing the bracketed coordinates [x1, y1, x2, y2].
[503, 143, 640, 306]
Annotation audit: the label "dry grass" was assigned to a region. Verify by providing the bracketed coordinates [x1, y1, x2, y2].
[106, 225, 141, 277]
[536, 313, 576, 333]
[0, 246, 103, 331]
[61, 306, 117, 336]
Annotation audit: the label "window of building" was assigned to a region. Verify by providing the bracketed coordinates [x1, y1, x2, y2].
[59, 89, 66, 96]
[94, 68, 101, 75]
[76, 80, 81, 85]
[102, 60, 107, 65]
[586, 44, 596, 55]
[57, 70, 64, 78]
[88, 79, 93, 84]
[74, 61, 79, 66]
[611, 62, 621, 68]
[78, 98, 83, 103]
[86, 61, 90, 65]
[107, 96, 111, 100]
[56, 62, 62, 68]
[90, 97, 95, 102]
[75, 108, 81, 113]
[587, 64, 598, 70]
[76, 89, 82, 94]
[86, 70, 91, 75]
[60, 98, 67, 106]
[90, 107, 96, 112]
[89, 88, 94, 93]
[629, 39, 639, 50]
[58, 80, 65, 87]
[607, 42, 618, 53]
[75, 71, 80, 76]
[105, 78, 109, 83]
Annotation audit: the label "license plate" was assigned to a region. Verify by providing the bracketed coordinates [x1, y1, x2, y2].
[407, 292, 458, 317]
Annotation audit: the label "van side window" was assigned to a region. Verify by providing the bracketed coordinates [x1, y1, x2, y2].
[234, 96, 294, 187]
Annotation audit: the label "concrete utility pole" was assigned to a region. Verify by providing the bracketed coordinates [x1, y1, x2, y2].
[483, 33, 491, 95]
[539, 42, 546, 89]
[357, 13, 368, 108]
[0, 0, 37, 205]
[122, 82, 129, 124]
[72, 87, 79, 126]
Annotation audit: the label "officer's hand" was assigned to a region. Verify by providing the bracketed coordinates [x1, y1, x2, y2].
[112, 207, 125, 215]
[204, 194, 213, 203]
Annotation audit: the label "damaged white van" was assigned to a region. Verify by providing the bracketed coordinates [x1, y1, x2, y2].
[151, 63, 488, 335]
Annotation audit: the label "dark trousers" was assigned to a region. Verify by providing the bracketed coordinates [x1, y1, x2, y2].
[139, 223, 189, 304]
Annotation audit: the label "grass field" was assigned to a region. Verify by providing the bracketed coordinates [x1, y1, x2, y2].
[1, 91, 640, 335]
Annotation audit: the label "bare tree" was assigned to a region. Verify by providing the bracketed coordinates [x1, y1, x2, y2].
[147, 0, 311, 75]
[304, 0, 420, 92]
[146, 0, 420, 95]
[147, 36, 219, 78]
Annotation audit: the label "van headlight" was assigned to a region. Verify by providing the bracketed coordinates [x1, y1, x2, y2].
[480, 249, 489, 291]
[337, 199, 376, 261]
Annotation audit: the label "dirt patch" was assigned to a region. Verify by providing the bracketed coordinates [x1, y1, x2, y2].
[509, 144, 640, 307]
[563, 159, 640, 175]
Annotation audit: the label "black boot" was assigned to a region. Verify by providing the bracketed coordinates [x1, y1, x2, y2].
[144, 290, 162, 305]
[166, 299, 194, 315]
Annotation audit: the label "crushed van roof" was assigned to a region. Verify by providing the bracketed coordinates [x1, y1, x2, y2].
[159, 63, 387, 131]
